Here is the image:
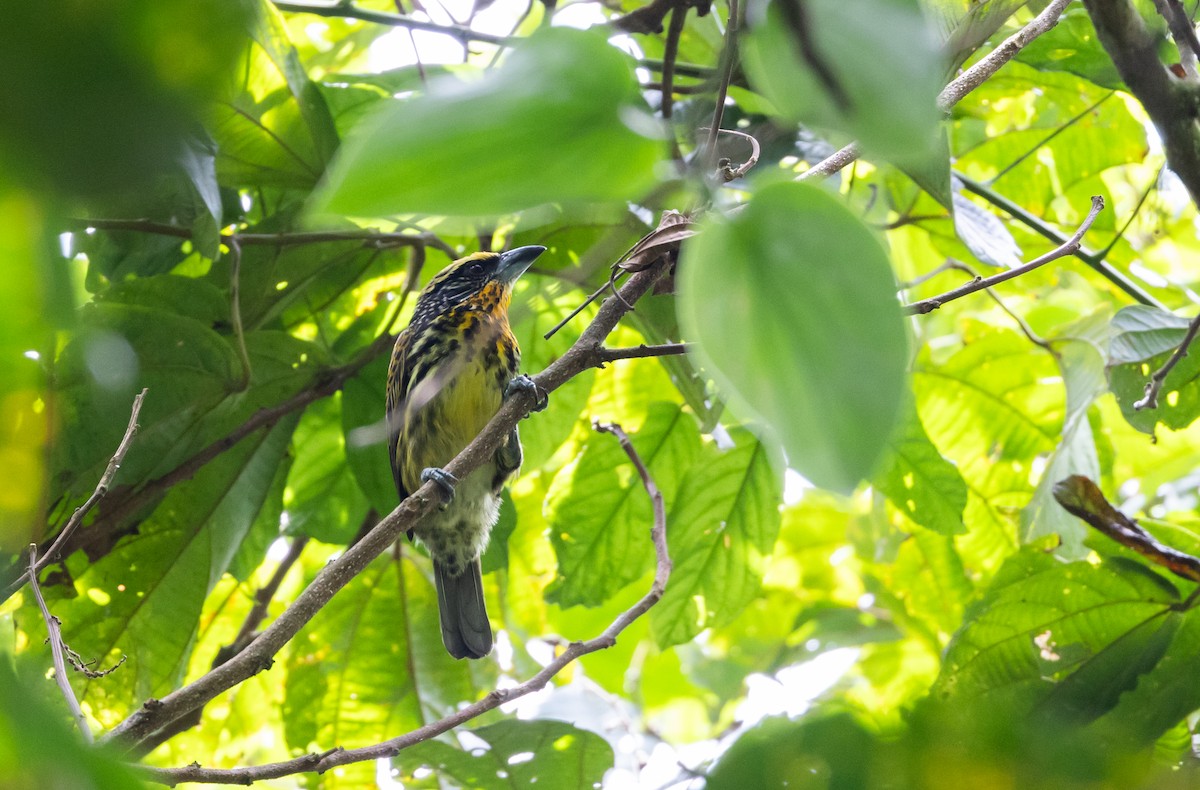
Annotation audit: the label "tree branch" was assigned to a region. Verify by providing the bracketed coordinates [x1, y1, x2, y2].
[67, 218, 458, 259]
[27, 544, 92, 743]
[135, 420, 670, 785]
[1083, 0, 1200, 205]
[1134, 311, 1200, 410]
[798, 0, 1073, 182]
[272, 0, 511, 45]
[4, 389, 147, 600]
[595, 343, 691, 364]
[103, 258, 671, 752]
[904, 195, 1105, 315]
[702, 0, 740, 171]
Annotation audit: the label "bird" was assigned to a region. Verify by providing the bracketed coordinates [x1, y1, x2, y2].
[386, 245, 546, 659]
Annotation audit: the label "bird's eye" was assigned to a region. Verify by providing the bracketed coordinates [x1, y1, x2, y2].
[468, 262, 485, 276]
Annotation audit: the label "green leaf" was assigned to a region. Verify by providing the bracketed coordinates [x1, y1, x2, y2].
[393, 719, 613, 789]
[1107, 306, 1200, 434]
[953, 187, 1022, 268]
[679, 181, 908, 493]
[285, 555, 474, 788]
[1014, 5, 1124, 89]
[285, 394, 370, 543]
[707, 713, 876, 790]
[873, 402, 968, 535]
[342, 353, 399, 517]
[934, 548, 1180, 719]
[545, 402, 701, 608]
[313, 27, 664, 217]
[652, 431, 783, 647]
[0, 663, 148, 789]
[37, 416, 297, 711]
[741, 0, 943, 168]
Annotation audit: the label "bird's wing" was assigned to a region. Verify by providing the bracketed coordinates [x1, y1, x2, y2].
[385, 329, 412, 502]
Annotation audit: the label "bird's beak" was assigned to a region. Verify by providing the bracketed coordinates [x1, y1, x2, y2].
[495, 245, 546, 283]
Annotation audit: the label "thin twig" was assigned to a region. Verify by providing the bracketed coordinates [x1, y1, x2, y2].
[1134, 311, 1200, 410]
[709, 128, 760, 181]
[595, 343, 691, 364]
[27, 545, 92, 743]
[702, 0, 739, 171]
[662, 5, 688, 163]
[272, 0, 511, 45]
[135, 412, 671, 786]
[104, 260, 672, 751]
[798, 0, 1073, 181]
[1054, 475, 1200, 583]
[903, 196, 1105, 315]
[6, 389, 147, 599]
[68, 219, 457, 259]
[227, 238, 252, 392]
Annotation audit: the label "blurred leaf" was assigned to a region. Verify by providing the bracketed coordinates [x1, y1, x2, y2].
[314, 28, 664, 217]
[393, 719, 613, 789]
[679, 181, 908, 493]
[0, 664, 147, 789]
[653, 431, 783, 647]
[0, 0, 249, 199]
[874, 403, 968, 535]
[1107, 305, 1193, 365]
[953, 188, 1023, 268]
[931, 0, 1027, 73]
[342, 353, 397, 517]
[545, 402, 701, 607]
[741, 0, 944, 168]
[707, 712, 876, 790]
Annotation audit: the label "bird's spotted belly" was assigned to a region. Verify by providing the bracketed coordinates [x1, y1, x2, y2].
[416, 462, 501, 574]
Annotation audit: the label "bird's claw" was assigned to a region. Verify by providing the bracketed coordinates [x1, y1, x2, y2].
[421, 467, 457, 506]
[505, 374, 548, 412]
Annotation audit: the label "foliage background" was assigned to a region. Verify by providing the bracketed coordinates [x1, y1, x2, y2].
[5, 0, 1200, 787]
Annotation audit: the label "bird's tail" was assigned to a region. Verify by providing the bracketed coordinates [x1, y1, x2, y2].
[433, 557, 493, 659]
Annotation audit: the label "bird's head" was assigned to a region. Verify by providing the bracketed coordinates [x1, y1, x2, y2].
[412, 245, 546, 323]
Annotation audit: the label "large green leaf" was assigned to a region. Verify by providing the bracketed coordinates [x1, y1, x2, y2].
[873, 402, 968, 535]
[285, 394, 370, 543]
[679, 181, 908, 493]
[24, 416, 298, 720]
[652, 431, 783, 647]
[313, 27, 664, 217]
[934, 548, 1181, 719]
[393, 720, 613, 789]
[544, 402, 700, 608]
[741, 0, 943, 168]
[284, 554, 473, 788]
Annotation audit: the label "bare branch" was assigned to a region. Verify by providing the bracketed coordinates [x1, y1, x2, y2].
[27, 544, 92, 743]
[702, 0, 740, 171]
[67, 218, 458, 259]
[711, 128, 761, 181]
[272, 0, 511, 45]
[103, 259, 672, 751]
[1054, 475, 1200, 583]
[904, 196, 1104, 315]
[5, 389, 147, 600]
[1134, 311, 1200, 410]
[595, 343, 691, 364]
[135, 421, 670, 785]
[799, 0, 1073, 181]
[1152, 0, 1200, 79]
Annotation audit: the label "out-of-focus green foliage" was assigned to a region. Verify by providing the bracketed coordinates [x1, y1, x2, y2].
[7, 0, 1200, 787]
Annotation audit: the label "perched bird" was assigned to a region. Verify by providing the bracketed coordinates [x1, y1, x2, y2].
[386, 245, 546, 659]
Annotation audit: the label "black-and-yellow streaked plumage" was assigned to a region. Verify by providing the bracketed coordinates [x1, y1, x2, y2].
[386, 245, 545, 659]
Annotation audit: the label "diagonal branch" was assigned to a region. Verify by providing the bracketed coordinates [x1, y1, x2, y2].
[1134, 311, 1200, 410]
[272, 0, 511, 45]
[136, 422, 670, 784]
[27, 545, 93, 743]
[103, 258, 672, 751]
[904, 195, 1105, 315]
[798, 0, 1074, 182]
[5, 389, 147, 600]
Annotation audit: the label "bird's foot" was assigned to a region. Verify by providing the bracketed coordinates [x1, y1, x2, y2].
[505, 374, 548, 412]
[421, 467, 457, 506]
